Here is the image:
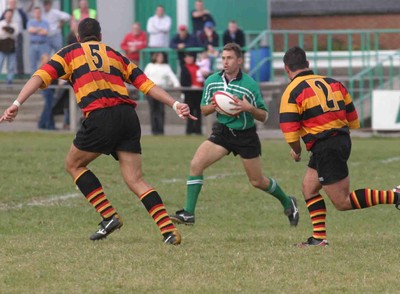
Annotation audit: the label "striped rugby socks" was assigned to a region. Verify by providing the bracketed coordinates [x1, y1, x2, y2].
[75, 169, 117, 219]
[139, 189, 176, 237]
[305, 194, 327, 240]
[350, 189, 398, 209]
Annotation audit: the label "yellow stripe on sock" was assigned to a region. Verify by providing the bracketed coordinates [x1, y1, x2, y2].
[350, 191, 361, 209]
[139, 189, 155, 201]
[74, 169, 90, 184]
[307, 195, 324, 207]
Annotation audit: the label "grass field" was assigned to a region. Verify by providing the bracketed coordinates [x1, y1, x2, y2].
[1, 132, 399, 293]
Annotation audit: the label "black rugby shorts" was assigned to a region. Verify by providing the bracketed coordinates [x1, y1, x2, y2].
[308, 133, 351, 185]
[73, 104, 141, 160]
[208, 123, 261, 159]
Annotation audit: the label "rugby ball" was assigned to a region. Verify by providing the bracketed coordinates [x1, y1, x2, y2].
[212, 91, 240, 116]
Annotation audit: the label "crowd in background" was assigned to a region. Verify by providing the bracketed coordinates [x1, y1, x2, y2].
[0, 0, 247, 135]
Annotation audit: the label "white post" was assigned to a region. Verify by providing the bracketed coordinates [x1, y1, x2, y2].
[176, 0, 189, 28]
[69, 88, 78, 133]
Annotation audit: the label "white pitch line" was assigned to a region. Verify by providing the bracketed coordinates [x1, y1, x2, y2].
[0, 193, 80, 211]
[161, 172, 243, 183]
[380, 156, 400, 164]
[351, 156, 400, 166]
[0, 172, 244, 211]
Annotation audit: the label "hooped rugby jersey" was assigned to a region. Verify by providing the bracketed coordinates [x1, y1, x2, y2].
[34, 41, 155, 116]
[202, 70, 268, 130]
[279, 70, 360, 150]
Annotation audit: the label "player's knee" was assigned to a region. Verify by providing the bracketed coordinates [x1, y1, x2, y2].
[331, 198, 351, 211]
[190, 158, 204, 175]
[64, 158, 73, 174]
[249, 178, 264, 189]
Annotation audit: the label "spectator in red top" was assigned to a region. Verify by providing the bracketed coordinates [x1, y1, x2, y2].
[120, 22, 148, 64]
[180, 53, 203, 135]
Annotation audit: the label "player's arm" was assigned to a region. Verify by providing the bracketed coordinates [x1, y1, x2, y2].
[0, 75, 43, 122]
[147, 85, 197, 120]
[201, 104, 216, 116]
[288, 140, 302, 162]
[231, 95, 268, 122]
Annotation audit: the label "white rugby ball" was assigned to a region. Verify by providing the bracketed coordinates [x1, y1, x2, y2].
[212, 91, 240, 116]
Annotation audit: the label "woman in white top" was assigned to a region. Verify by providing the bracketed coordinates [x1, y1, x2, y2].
[144, 52, 180, 135]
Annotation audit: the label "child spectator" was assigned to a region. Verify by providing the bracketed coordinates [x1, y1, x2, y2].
[196, 50, 211, 83]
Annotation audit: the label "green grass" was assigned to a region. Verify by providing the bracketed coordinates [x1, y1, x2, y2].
[0, 132, 399, 293]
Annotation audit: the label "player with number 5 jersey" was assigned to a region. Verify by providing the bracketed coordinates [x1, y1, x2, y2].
[0, 18, 197, 245]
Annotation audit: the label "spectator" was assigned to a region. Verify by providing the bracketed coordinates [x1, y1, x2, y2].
[223, 20, 245, 47]
[120, 22, 147, 65]
[196, 50, 211, 83]
[0, 8, 19, 86]
[1, 0, 31, 77]
[197, 21, 219, 70]
[146, 5, 171, 48]
[27, 6, 49, 74]
[72, 0, 96, 26]
[191, 0, 215, 37]
[38, 53, 56, 130]
[52, 23, 80, 131]
[144, 52, 180, 135]
[180, 53, 203, 135]
[42, 0, 71, 55]
[170, 24, 198, 65]
[66, 20, 78, 44]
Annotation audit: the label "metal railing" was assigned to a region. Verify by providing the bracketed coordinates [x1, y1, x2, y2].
[348, 51, 400, 127]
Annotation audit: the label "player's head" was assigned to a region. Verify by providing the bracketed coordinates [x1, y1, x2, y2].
[222, 42, 243, 59]
[221, 43, 243, 75]
[78, 18, 102, 42]
[283, 46, 309, 72]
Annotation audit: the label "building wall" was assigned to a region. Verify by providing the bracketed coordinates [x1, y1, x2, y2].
[97, 0, 134, 51]
[271, 14, 400, 50]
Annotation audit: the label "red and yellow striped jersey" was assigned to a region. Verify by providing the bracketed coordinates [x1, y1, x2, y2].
[279, 70, 359, 150]
[34, 41, 155, 116]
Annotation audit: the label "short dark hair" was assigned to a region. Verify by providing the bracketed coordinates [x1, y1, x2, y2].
[223, 42, 243, 58]
[78, 18, 101, 42]
[43, 0, 52, 5]
[283, 46, 309, 71]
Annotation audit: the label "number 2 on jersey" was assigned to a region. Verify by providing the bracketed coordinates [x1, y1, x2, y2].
[308, 78, 339, 112]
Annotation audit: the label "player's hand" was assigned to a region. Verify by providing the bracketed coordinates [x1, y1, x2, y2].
[290, 149, 301, 162]
[175, 102, 197, 120]
[210, 96, 217, 108]
[229, 95, 252, 113]
[0, 104, 19, 123]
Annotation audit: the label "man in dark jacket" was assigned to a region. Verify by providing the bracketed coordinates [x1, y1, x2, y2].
[170, 24, 198, 65]
[223, 20, 245, 48]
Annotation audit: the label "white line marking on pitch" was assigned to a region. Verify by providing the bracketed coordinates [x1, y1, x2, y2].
[0, 173, 243, 210]
[161, 172, 243, 183]
[351, 156, 400, 166]
[0, 193, 80, 211]
[380, 156, 400, 164]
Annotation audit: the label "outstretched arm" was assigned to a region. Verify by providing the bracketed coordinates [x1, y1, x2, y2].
[0, 76, 43, 122]
[147, 85, 197, 120]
